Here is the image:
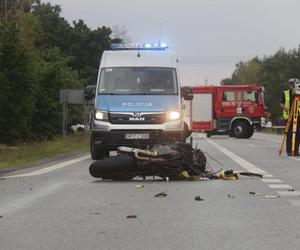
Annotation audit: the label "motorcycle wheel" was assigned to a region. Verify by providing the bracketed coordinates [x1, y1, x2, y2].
[89, 155, 138, 179]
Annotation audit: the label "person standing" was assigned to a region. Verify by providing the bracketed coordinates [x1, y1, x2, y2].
[280, 78, 299, 156]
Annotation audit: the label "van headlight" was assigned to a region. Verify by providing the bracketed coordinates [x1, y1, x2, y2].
[166, 111, 181, 121]
[94, 110, 109, 121]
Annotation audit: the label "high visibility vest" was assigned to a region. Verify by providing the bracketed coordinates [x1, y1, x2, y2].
[283, 90, 290, 120]
[283, 90, 300, 120]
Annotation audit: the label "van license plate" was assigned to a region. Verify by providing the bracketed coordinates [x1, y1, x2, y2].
[125, 133, 149, 139]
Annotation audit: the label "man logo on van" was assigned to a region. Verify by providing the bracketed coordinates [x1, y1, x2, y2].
[122, 102, 153, 107]
[129, 113, 145, 121]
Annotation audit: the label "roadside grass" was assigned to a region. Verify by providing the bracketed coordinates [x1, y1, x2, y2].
[0, 133, 90, 170]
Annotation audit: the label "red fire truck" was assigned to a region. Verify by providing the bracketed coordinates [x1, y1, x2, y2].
[184, 85, 267, 138]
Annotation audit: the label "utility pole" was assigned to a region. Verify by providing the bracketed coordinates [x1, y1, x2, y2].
[159, 22, 163, 45]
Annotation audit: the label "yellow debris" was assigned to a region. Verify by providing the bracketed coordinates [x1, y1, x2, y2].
[135, 184, 144, 189]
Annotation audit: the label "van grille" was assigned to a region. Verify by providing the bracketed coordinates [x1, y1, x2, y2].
[110, 112, 165, 124]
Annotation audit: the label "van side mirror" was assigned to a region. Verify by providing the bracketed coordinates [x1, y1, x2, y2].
[84, 86, 96, 100]
[181, 87, 193, 100]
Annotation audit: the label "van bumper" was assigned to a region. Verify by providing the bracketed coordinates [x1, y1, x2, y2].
[91, 120, 184, 151]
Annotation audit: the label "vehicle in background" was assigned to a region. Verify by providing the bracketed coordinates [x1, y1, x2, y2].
[90, 43, 193, 160]
[70, 124, 89, 133]
[184, 85, 267, 138]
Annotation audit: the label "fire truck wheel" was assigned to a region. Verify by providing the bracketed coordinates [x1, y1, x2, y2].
[232, 120, 248, 138]
[245, 125, 254, 138]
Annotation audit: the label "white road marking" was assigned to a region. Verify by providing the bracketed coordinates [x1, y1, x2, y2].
[207, 139, 268, 175]
[277, 191, 300, 196]
[263, 174, 274, 178]
[0, 182, 67, 215]
[262, 179, 283, 183]
[268, 184, 292, 189]
[248, 144, 278, 149]
[4, 155, 90, 178]
[206, 139, 300, 206]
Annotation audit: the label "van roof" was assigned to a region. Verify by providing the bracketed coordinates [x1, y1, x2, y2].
[100, 50, 177, 68]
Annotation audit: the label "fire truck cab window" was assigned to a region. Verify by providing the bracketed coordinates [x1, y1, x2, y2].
[223, 91, 234, 101]
[243, 91, 258, 103]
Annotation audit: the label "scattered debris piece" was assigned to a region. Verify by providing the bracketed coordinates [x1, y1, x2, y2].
[0, 215, 2, 218]
[110, 203, 116, 206]
[249, 192, 263, 196]
[126, 215, 137, 219]
[89, 212, 101, 215]
[227, 194, 235, 198]
[237, 172, 263, 178]
[171, 171, 202, 181]
[29, 188, 33, 191]
[264, 195, 280, 199]
[154, 191, 168, 197]
[135, 184, 144, 189]
[219, 170, 238, 180]
[194, 196, 204, 201]
[288, 188, 295, 192]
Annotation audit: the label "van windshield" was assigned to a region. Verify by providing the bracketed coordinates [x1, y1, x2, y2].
[98, 67, 178, 95]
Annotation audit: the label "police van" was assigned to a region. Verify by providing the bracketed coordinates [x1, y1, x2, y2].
[90, 43, 192, 159]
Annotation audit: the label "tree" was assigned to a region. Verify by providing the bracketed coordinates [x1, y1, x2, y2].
[0, 24, 36, 144]
[31, 48, 83, 139]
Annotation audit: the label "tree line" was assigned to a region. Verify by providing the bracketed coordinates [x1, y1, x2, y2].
[221, 47, 300, 123]
[0, 0, 120, 144]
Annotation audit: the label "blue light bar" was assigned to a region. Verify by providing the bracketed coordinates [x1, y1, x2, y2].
[111, 42, 168, 50]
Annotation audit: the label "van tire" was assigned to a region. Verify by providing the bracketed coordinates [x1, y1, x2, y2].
[90, 136, 109, 160]
[184, 122, 192, 138]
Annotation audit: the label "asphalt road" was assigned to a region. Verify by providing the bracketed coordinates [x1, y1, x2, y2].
[1, 132, 300, 250]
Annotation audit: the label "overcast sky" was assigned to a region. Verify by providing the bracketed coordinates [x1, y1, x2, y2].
[46, 0, 300, 85]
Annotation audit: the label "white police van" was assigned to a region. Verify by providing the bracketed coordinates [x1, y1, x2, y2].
[90, 43, 192, 159]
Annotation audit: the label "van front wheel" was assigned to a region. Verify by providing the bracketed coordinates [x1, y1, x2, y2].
[90, 136, 109, 160]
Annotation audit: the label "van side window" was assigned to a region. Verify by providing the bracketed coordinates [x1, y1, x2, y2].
[223, 91, 234, 101]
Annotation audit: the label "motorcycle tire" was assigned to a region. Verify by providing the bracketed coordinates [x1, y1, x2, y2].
[89, 155, 138, 179]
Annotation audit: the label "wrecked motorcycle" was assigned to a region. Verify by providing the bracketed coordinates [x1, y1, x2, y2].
[89, 142, 207, 180]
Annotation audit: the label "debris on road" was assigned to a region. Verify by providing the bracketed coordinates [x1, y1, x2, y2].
[194, 196, 204, 201]
[264, 195, 280, 198]
[219, 170, 238, 180]
[218, 170, 263, 181]
[89, 212, 101, 215]
[249, 192, 263, 196]
[154, 191, 168, 197]
[250, 192, 280, 198]
[0, 215, 2, 218]
[135, 184, 144, 189]
[126, 215, 137, 219]
[288, 188, 295, 192]
[227, 194, 235, 198]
